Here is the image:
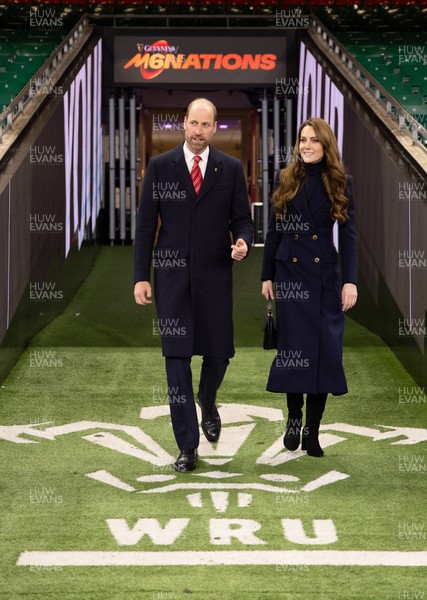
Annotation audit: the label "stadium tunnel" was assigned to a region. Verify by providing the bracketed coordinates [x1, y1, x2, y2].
[0, 0, 426, 387]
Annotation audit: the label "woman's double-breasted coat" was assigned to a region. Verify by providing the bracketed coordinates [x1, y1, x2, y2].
[261, 162, 357, 395]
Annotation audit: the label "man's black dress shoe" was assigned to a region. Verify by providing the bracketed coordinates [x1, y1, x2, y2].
[198, 396, 221, 442]
[174, 449, 198, 472]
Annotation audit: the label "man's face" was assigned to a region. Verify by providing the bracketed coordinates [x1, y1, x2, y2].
[184, 103, 217, 154]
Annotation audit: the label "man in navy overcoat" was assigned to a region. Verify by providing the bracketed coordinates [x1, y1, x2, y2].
[134, 98, 254, 472]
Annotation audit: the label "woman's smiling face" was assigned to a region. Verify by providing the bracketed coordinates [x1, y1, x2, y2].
[299, 125, 325, 164]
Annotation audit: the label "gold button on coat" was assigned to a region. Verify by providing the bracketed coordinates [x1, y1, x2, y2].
[312, 234, 318, 240]
[314, 257, 320, 263]
[292, 257, 298, 263]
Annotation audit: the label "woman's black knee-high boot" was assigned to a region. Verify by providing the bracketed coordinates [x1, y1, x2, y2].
[301, 393, 328, 457]
[283, 393, 304, 451]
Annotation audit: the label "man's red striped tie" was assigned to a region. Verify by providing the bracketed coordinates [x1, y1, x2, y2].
[191, 155, 203, 196]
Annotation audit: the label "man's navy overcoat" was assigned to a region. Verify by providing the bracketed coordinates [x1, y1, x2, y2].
[134, 144, 254, 358]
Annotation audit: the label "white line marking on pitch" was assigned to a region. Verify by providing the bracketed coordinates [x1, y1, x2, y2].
[86, 471, 136, 492]
[16, 551, 427, 567]
[136, 482, 298, 494]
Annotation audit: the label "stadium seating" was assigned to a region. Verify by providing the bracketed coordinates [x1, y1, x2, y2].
[0, 1, 425, 120]
[0, 27, 64, 112]
[335, 31, 427, 124]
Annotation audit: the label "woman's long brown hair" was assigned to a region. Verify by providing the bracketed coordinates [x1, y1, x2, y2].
[273, 117, 349, 223]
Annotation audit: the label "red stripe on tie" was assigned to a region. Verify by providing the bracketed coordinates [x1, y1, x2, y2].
[191, 155, 203, 196]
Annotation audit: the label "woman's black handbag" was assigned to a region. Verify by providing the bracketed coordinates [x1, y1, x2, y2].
[263, 300, 277, 350]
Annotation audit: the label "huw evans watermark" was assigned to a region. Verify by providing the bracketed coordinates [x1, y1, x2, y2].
[153, 249, 187, 270]
[275, 77, 309, 96]
[29, 485, 63, 504]
[30, 213, 63, 233]
[152, 182, 186, 202]
[398, 45, 426, 65]
[276, 213, 310, 233]
[152, 113, 184, 132]
[29, 350, 64, 368]
[152, 318, 187, 338]
[29, 282, 63, 302]
[398, 250, 426, 269]
[276, 282, 309, 302]
[30, 76, 63, 97]
[398, 181, 426, 201]
[398, 318, 425, 337]
[29, 8, 63, 28]
[275, 350, 309, 370]
[398, 387, 426, 404]
[152, 385, 187, 405]
[30, 145, 63, 165]
[275, 9, 310, 29]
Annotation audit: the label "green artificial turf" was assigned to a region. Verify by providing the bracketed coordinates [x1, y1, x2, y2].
[24, 246, 268, 349]
[0, 247, 425, 599]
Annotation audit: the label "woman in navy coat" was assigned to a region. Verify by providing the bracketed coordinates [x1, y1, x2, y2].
[261, 117, 358, 457]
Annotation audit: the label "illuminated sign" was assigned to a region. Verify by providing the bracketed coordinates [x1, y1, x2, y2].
[297, 41, 344, 154]
[63, 40, 102, 257]
[297, 41, 345, 250]
[114, 36, 286, 85]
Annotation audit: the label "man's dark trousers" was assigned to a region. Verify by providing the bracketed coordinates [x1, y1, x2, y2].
[165, 356, 229, 450]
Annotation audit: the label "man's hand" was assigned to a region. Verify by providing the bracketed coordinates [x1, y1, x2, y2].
[261, 280, 274, 300]
[342, 283, 357, 312]
[134, 281, 152, 305]
[231, 238, 248, 261]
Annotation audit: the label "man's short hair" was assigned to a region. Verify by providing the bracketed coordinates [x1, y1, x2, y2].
[185, 98, 217, 122]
